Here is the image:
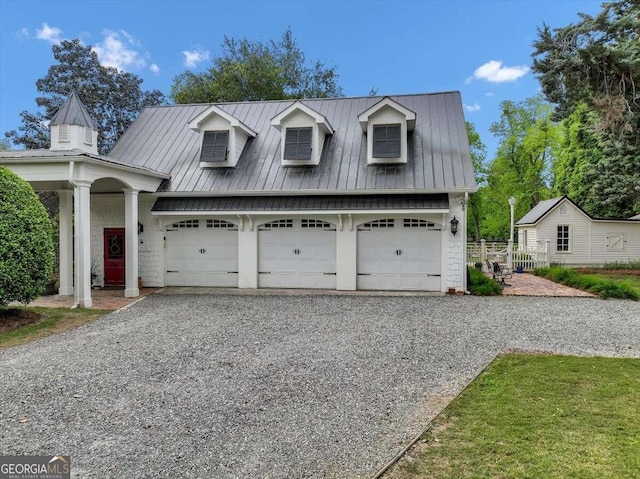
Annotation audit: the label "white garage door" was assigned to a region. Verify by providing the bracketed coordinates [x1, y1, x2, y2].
[259, 219, 336, 289]
[357, 218, 441, 291]
[165, 219, 238, 287]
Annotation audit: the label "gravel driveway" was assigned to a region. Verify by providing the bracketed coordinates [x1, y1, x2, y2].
[1, 294, 639, 478]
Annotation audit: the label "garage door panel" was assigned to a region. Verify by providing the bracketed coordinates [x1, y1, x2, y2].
[258, 219, 336, 289]
[165, 221, 238, 287]
[357, 219, 442, 291]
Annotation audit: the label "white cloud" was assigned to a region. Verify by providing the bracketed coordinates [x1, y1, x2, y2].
[183, 48, 209, 69]
[485, 92, 494, 97]
[468, 60, 530, 83]
[150, 63, 160, 74]
[36, 23, 63, 44]
[464, 103, 481, 112]
[92, 29, 146, 71]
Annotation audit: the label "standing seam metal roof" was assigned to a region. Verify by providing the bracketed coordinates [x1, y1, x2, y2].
[108, 92, 476, 194]
[49, 93, 97, 129]
[151, 194, 449, 212]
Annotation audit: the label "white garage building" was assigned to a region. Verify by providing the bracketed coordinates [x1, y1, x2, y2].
[1, 92, 477, 307]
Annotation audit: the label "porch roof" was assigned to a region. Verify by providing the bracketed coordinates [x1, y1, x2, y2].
[151, 193, 450, 214]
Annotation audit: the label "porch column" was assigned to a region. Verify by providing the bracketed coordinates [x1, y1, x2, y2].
[123, 188, 140, 297]
[74, 180, 93, 308]
[57, 189, 74, 295]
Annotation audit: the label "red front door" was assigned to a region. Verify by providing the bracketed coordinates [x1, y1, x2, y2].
[104, 228, 125, 286]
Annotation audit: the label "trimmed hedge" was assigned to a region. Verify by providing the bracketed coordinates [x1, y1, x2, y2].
[468, 267, 502, 296]
[533, 266, 639, 300]
[0, 167, 54, 307]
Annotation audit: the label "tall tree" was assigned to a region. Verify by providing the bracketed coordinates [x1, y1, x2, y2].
[532, 0, 639, 130]
[171, 29, 343, 103]
[480, 97, 559, 240]
[532, 0, 640, 217]
[551, 103, 601, 212]
[465, 122, 487, 242]
[5, 39, 165, 154]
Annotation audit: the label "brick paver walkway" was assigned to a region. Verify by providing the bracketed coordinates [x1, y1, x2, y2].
[23, 288, 159, 310]
[498, 272, 595, 297]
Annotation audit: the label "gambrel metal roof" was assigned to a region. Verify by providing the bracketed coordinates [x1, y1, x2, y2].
[108, 92, 476, 194]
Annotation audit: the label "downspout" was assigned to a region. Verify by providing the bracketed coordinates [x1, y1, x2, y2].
[68, 161, 79, 309]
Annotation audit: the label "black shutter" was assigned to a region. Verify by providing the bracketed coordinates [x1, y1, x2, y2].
[284, 127, 312, 160]
[373, 124, 401, 158]
[200, 131, 228, 162]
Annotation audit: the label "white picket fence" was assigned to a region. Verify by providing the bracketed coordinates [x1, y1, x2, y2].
[467, 240, 550, 271]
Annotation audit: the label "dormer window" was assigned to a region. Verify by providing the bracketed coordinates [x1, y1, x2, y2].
[188, 105, 256, 168]
[358, 97, 416, 165]
[200, 130, 229, 162]
[373, 124, 401, 158]
[284, 127, 312, 160]
[271, 101, 333, 166]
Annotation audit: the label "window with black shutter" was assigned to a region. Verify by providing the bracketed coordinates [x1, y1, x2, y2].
[283, 127, 312, 160]
[373, 124, 401, 158]
[200, 131, 229, 162]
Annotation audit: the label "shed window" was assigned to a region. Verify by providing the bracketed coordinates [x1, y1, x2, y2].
[373, 124, 401, 158]
[557, 225, 570, 252]
[284, 127, 312, 160]
[200, 131, 229, 162]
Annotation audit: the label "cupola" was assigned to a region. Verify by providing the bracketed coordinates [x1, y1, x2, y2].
[49, 93, 98, 155]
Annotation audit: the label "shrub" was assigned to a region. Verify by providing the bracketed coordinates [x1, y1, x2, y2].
[468, 267, 502, 296]
[602, 261, 640, 271]
[534, 267, 639, 300]
[0, 167, 54, 307]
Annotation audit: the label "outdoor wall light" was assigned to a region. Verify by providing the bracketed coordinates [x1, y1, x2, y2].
[450, 216, 459, 236]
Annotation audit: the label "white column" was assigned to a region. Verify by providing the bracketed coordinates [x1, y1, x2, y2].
[123, 188, 140, 297]
[238, 220, 258, 288]
[336, 225, 357, 290]
[74, 180, 93, 308]
[57, 190, 74, 295]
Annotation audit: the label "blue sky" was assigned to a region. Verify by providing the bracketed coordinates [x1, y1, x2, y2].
[0, 0, 603, 158]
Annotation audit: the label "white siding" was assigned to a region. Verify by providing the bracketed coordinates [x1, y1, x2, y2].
[537, 200, 591, 265]
[445, 194, 465, 291]
[517, 227, 536, 249]
[532, 198, 640, 266]
[590, 222, 640, 264]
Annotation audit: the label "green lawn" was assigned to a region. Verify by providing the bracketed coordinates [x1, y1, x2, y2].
[0, 307, 110, 349]
[386, 354, 640, 479]
[591, 273, 640, 295]
[534, 267, 640, 300]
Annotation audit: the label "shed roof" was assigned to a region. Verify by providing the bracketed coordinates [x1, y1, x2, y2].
[49, 93, 96, 129]
[108, 92, 476, 194]
[516, 197, 564, 225]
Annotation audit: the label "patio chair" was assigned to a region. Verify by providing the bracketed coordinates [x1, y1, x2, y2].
[489, 260, 513, 286]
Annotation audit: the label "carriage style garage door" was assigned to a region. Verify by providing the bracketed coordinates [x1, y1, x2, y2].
[165, 219, 238, 287]
[357, 218, 442, 291]
[258, 219, 336, 289]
